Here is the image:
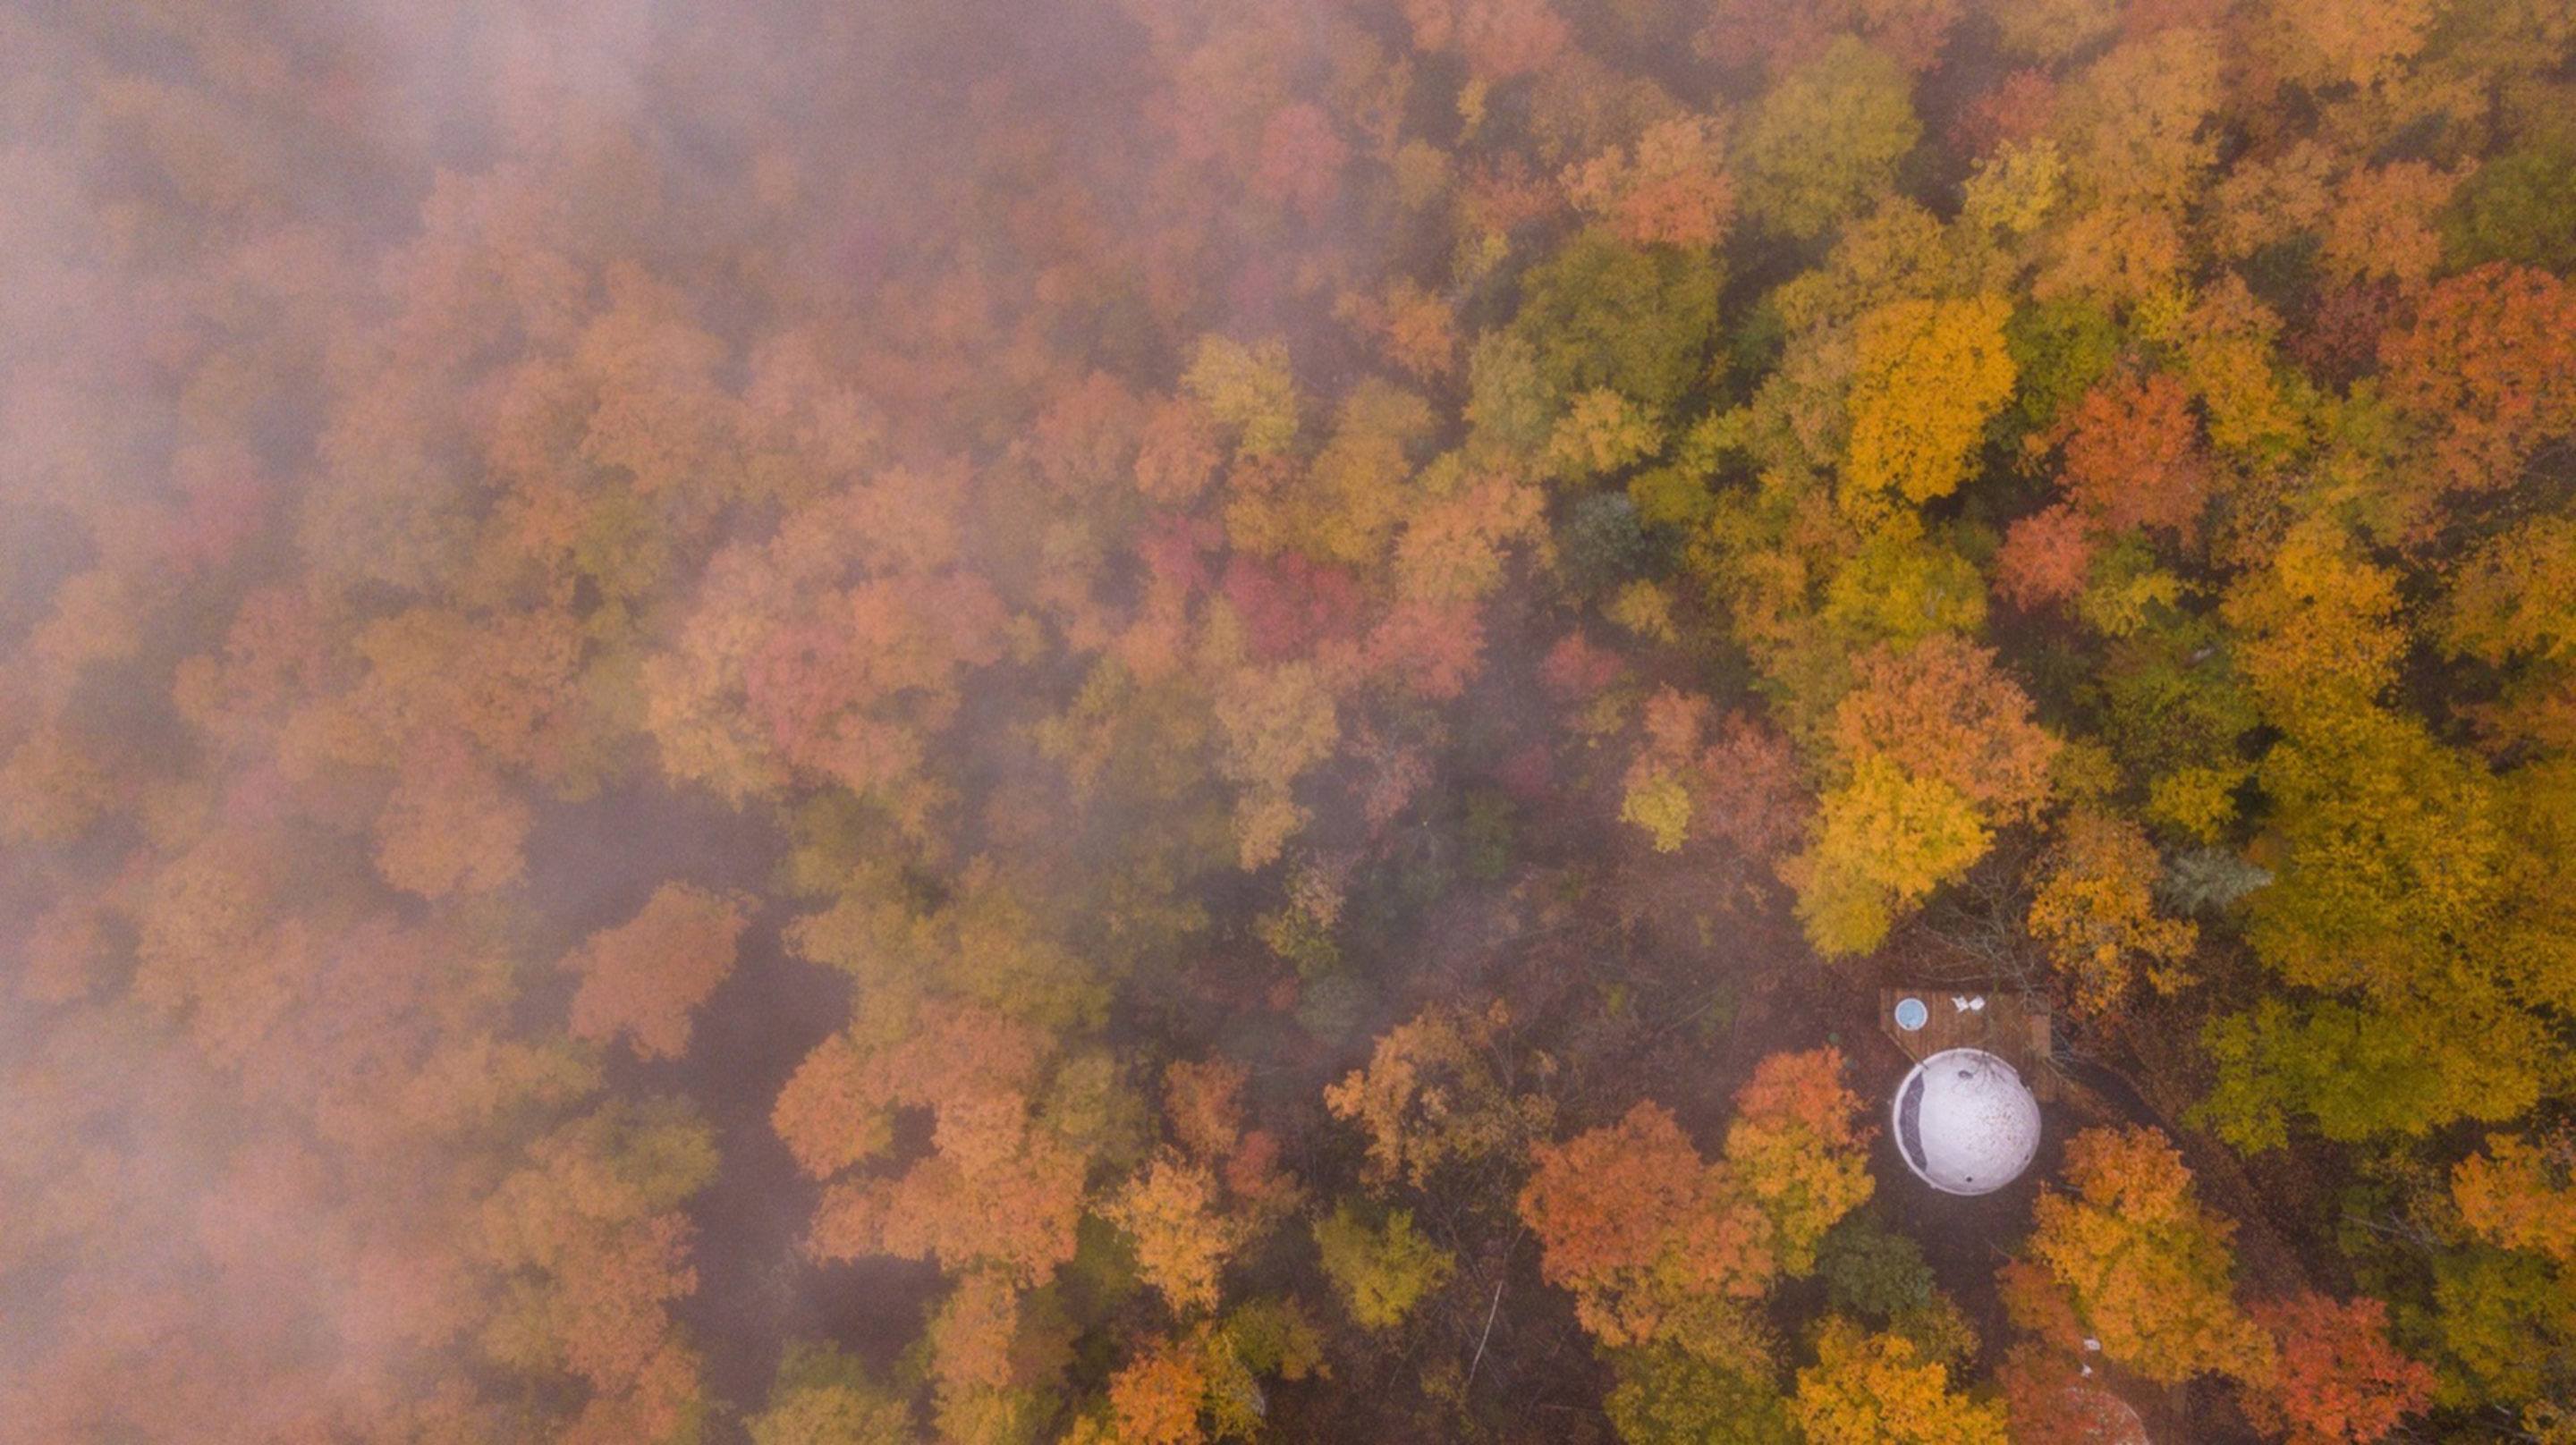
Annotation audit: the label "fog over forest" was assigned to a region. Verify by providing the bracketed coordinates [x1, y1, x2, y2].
[4, 0, 2576, 1441]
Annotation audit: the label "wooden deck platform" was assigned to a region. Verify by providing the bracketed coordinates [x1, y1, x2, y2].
[1879, 986, 2059, 1101]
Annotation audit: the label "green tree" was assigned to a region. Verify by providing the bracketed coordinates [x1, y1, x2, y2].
[1738, 38, 1921, 241]
[747, 1343, 914, 1445]
[1313, 1202, 1456, 1331]
[1512, 229, 1724, 418]
[1606, 1346, 1799, 1445]
[2444, 134, 2576, 272]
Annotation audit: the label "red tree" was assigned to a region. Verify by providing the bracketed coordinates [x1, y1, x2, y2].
[2055, 372, 2210, 540]
[1832, 638, 2059, 824]
[2380, 264, 2576, 495]
[1996, 503, 2097, 610]
[2238, 1294, 2433, 1445]
[564, 884, 750, 1061]
[1254, 105, 1348, 223]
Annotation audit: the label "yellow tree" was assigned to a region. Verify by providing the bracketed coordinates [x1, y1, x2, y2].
[1326, 1001, 1554, 1188]
[2025, 811, 2198, 1014]
[2221, 520, 2404, 723]
[1313, 1203, 1455, 1331]
[1792, 1318, 2008, 1445]
[1738, 38, 1922, 241]
[1786, 754, 1990, 957]
[1723, 1048, 1875, 1276]
[1786, 638, 2054, 954]
[2027, 1126, 2271, 1385]
[1104, 1154, 1252, 1316]
[1843, 296, 2016, 512]
[1182, 335, 1299, 461]
[1212, 657, 1343, 869]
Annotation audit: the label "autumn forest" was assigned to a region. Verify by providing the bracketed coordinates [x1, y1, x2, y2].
[5, 0, 2576, 1441]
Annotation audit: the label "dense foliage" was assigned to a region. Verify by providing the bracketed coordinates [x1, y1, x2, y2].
[4, 0, 2574, 1441]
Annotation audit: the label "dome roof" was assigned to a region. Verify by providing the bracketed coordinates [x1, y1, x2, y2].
[1892, 1048, 2041, 1196]
[2062, 1386, 2148, 1443]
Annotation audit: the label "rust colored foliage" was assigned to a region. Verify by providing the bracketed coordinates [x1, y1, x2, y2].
[770, 1035, 890, 1180]
[2379, 265, 2576, 495]
[744, 576, 1012, 794]
[784, 1002, 1085, 1287]
[372, 731, 533, 900]
[1222, 553, 1364, 662]
[646, 469, 1011, 817]
[1540, 630, 1625, 701]
[1619, 687, 1809, 859]
[1135, 399, 1222, 504]
[2453, 1132, 2576, 1267]
[1164, 1058, 1250, 1162]
[1995, 503, 2097, 610]
[1029, 371, 1146, 498]
[0, 722, 114, 844]
[13, 0, 2576, 1439]
[1699, 712, 1809, 860]
[1565, 117, 1736, 251]
[1722, 1048, 1875, 1274]
[808, 1100, 1086, 1285]
[2238, 1293, 2434, 1445]
[1520, 1051, 1872, 1360]
[1339, 281, 1460, 381]
[476, 1103, 716, 1441]
[1955, 69, 2059, 155]
[2291, 280, 2399, 389]
[1254, 104, 1348, 223]
[1832, 636, 2059, 825]
[1695, 0, 1841, 72]
[1105, 1336, 1208, 1445]
[1697, 0, 1958, 75]
[1518, 1100, 1775, 1353]
[1996, 1343, 2135, 1442]
[1402, 0, 1571, 80]
[564, 884, 750, 1061]
[1325, 1000, 1554, 1189]
[1155, 1057, 1296, 1215]
[2053, 371, 2209, 540]
[2025, 809, 2199, 1013]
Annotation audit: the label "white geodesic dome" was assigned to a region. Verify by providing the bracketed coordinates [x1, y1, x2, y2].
[1892, 1047, 2041, 1196]
[2063, 1386, 2149, 1444]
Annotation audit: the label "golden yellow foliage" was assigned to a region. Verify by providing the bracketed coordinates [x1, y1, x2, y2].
[1787, 754, 1992, 957]
[1325, 1001, 1554, 1189]
[1182, 336, 1300, 461]
[1621, 770, 1694, 853]
[2029, 1127, 2272, 1385]
[1105, 1154, 1250, 1316]
[2026, 811, 2199, 1013]
[1843, 296, 2015, 511]
[1792, 1318, 2008, 1445]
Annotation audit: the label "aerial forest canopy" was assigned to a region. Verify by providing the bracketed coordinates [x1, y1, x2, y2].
[5, 0, 2576, 1440]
